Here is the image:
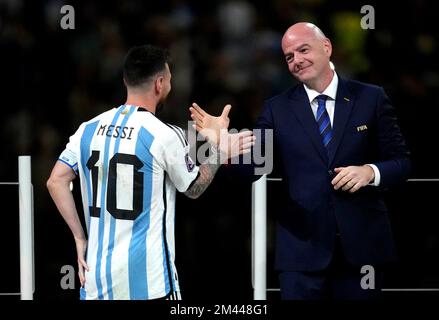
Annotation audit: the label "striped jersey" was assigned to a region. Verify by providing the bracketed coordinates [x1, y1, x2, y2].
[58, 105, 199, 300]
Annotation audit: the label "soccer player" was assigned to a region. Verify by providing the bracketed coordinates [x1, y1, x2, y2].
[46, 45, 254, 300]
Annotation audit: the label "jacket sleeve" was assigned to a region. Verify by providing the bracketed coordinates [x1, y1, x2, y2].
[225, 100, 275, 182]
[373, 87, 411, 187]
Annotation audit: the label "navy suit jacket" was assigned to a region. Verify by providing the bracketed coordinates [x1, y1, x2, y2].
[234, 76, 411, 272]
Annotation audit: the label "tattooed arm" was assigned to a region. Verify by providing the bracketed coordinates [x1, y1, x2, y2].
[184, 150, 225, 199]
[184, 131, 255, 199]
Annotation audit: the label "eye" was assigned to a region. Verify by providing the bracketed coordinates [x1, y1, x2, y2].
[301, 48, 309, 53]
[285, 55, 293, 63]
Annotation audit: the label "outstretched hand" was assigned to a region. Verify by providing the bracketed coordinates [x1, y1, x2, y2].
[189, 102, 231, 147]
[189, 102, 255, 159]
[218, 130, 255, 160]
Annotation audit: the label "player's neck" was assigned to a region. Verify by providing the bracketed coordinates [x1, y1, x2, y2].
[125, 94, 157, 114]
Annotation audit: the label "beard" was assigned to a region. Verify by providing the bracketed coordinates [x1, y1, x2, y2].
[156, 101, 165, 114]
[156, 94, 168, 114]
[156, 88, 171, 114]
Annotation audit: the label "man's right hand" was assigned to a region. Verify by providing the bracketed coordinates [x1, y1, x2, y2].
[189, 102, 231, 147]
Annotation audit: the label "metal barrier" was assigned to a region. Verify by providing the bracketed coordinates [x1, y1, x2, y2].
[251, 175, 439, 300]
[0, 156, 34, 300]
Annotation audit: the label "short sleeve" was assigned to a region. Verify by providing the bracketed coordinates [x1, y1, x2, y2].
[58, 124, 84, 174]
[157, 125, 199, 192]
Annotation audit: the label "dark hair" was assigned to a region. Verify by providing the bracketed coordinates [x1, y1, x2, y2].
[123, 45, 169, 87]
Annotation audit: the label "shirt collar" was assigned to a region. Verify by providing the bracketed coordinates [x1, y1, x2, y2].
[303, 71, 338, 103]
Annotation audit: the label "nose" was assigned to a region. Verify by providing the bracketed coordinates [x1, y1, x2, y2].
[294, 52, 305, 64]
[293, 62, 304, 73]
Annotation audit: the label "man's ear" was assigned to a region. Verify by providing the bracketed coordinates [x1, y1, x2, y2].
[323, 38, 332, 57]
[155, 76, 164, 94]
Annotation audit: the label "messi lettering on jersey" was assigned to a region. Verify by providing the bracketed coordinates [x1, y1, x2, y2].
[96, 124, 135, 139]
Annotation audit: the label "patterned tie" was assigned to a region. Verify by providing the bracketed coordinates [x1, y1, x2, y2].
[316, 94, 332, 148]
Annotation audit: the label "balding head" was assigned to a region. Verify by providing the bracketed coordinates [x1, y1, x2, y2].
[282, 22, 327, 52]
[280, 22, 333, 92]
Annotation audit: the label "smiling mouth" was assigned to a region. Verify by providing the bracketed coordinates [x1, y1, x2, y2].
[296, 65, 310, 74]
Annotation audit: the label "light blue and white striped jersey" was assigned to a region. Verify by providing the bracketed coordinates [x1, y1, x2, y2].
[59, 105, 199, 300]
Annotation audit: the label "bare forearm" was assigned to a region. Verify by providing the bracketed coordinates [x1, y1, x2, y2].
[184, 151, 224, 199]
[47, 179, 86, 241]
[183, 130, 254, 199]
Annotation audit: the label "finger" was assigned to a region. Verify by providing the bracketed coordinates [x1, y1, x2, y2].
[77, 265, 85, 286]
[334, 175, 351, 190]
[342, 180, 355, 191]
[78, 271, 85, 287]
[239, 141, 255, 153]
[337, 175, 351, 188]
[238, 134, 254, 143]
[241, 141, 255, 150]
[334, 167, 344, 173]
[349, 182, 362, 193]
[191, 103, 207, 117]
[190, 113, 204, 124]
[79, 258, 89, 272]
[238, 137, 253, 146]
[221, 104, 232, 118]
[240, 135, 255, 143]
[240, 146, 254, 153]
[78, 273, 83, 287]
[240, 135, 256, 145]
[237, 131, 254, 139]
[331, 169, 347, 186]
[341, 179, 352, 191]
[194, 124, 206, 135]
[189, 108, 204, 121]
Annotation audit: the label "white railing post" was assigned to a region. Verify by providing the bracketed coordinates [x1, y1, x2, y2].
[252, 174, 267, 300]
[18, 155, 34, 300]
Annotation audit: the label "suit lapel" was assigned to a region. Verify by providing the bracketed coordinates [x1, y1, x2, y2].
[288, 86, 328, 164]
[327, 78, 354, 166]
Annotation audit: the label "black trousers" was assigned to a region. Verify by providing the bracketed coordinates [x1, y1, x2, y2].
[279, 238, 383, 300]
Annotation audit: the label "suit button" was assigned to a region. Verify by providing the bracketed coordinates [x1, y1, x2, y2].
[328, 169, 334, 177]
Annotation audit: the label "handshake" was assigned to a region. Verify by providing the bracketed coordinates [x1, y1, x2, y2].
[189, 102, 255, 162]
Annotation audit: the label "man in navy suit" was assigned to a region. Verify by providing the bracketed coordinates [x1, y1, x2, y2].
[190, 22, 411, 299]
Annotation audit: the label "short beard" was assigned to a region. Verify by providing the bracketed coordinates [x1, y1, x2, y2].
[156, 101, 166, 114]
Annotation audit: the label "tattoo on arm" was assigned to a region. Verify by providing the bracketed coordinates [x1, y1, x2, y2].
[184, 152, 223, 199]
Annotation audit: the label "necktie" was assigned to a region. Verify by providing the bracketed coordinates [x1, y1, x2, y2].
[316, 95, 332, 148]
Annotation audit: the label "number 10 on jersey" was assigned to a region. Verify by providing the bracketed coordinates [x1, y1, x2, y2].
[86, 151, 144, 221]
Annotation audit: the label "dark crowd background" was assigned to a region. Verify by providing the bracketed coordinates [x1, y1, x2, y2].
[0, 0, 438, 301]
